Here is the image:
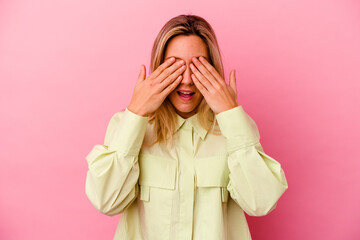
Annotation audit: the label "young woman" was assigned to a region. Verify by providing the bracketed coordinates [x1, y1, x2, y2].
[85, 14, 288, 240]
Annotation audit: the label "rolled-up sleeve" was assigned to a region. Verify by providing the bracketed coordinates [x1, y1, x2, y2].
[216, 106, 288, 216]
[85, 108, 149, 216]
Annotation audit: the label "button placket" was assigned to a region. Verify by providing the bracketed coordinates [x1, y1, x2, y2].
[177, 120, 196, 240]
[181, 121, 194, 156]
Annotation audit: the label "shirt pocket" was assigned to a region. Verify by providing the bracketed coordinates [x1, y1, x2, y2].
[138, 153, 177, 201]
[195, 155, 230, 203]
[138, 153, 177, 239]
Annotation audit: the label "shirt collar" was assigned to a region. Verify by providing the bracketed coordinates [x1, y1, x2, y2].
[173, 113, 209, 140]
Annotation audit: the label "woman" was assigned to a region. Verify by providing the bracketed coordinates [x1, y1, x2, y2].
[85, 14, 288, 240]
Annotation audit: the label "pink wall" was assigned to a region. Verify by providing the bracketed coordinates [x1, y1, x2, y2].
[1, 0, 359, 239]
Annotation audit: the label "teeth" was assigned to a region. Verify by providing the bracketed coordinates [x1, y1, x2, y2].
[179, 91, 192, 95]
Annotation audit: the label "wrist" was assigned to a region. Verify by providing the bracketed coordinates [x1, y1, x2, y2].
[216, 104, 239, 115]
[127, 105, 148, 117]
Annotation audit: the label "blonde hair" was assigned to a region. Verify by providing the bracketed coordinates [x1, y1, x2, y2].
[148, 14, 224, 149]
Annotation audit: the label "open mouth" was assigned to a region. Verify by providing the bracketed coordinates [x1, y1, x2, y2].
[177, 91, 195, 96]
[177, 91, 195, 100]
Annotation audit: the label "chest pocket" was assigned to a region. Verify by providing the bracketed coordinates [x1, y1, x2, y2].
[138, 153, 177, 201]
[195, 155, 230, 202]
[137, 154, 177, 239]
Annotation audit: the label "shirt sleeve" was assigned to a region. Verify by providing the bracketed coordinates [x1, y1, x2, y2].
[85, 108, 149, 216]
[216, 106, 289, 216]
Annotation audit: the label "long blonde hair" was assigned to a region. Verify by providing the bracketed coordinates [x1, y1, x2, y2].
[148, 14, 224, 149]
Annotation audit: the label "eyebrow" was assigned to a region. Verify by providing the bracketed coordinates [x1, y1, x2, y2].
[165, 55, 209, 61]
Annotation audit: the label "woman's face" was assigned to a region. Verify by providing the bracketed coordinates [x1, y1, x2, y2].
[164, 35, 209, 119]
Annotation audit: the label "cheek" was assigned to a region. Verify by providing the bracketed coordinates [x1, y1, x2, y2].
[167, 90, 178, 103]
[196, 93, 203, 103]
[169, 88, 178, 97]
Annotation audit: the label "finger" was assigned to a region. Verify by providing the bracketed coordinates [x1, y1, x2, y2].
[160, 74, 183, 98]
[229, 69, 237, 94]
[190, 63, 215, 93]
[198, 56, 223, 83]
[191, 57, 220, 89]
[158, 64, 186, 91]
[150, 57, 176, 80]
[137, 65, 146, 83]
[191, 73, 209, 98]
[155, 60, 185, 85]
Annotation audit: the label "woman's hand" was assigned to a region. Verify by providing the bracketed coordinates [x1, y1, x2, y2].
[127, 57, 186, 117]
[189, 56, 238, 114]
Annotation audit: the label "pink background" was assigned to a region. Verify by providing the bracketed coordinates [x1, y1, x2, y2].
[1, 0, 359, 239]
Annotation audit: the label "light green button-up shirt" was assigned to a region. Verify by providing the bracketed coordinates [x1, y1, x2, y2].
[85, 106, 288, 240]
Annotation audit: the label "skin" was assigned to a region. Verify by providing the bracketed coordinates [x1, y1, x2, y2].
[189, 51, 239, 115]
[164, 35, 207, 118]
[128, 34, 238, 118]
[127, 56, 186, 117]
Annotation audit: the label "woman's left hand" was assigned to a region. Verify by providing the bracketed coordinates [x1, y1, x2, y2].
[190, 56, 238, 114]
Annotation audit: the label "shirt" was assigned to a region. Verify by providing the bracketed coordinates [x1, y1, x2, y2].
[85, 105, 289, 240]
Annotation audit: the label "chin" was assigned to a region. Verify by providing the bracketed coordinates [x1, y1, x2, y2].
[177, 107, 196, 114]
[168, 94, 203, 117]
[174, 104, 199, 116]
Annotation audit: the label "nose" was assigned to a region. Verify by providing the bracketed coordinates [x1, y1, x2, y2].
[180, 63, 194, 85]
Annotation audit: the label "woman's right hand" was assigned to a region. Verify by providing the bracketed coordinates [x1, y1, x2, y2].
[127, 57, 186, 117]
